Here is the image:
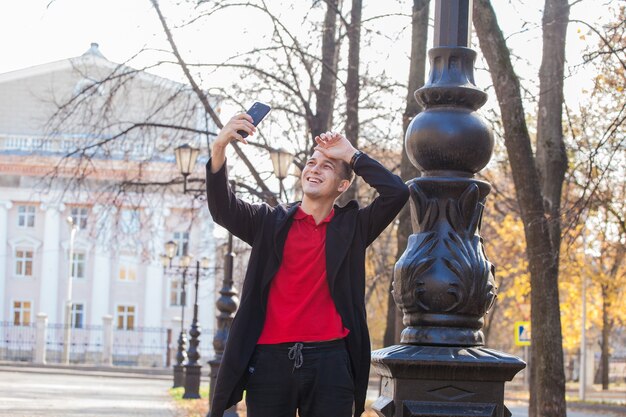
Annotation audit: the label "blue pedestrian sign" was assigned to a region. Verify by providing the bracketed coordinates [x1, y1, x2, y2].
[515, 321, 531, 346]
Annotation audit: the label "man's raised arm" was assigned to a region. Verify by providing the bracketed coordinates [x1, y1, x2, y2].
[206, 113, 262, 245]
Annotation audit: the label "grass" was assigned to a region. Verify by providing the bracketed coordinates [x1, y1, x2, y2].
[170, 388, 379, 417]
[169, 385, 210, 417]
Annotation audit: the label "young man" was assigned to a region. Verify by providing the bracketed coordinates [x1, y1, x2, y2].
[206, 113, 409, 417]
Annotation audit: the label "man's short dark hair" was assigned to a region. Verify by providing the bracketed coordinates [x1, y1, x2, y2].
[339, 160, 355, 183]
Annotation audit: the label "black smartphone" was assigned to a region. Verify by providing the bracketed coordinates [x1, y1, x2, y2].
[238, 102, 271, 139]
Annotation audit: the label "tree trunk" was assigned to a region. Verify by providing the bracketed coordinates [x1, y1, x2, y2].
[473, 1, 567, 417]
[385, 0, 429, 347]
[534, 0, 570, 409]
[338, 0, 362, 205]
[536, 0, 570, 263]
[312, 0, 340, 140]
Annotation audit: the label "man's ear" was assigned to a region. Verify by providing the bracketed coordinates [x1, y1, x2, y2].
[337, 179, 350, 193]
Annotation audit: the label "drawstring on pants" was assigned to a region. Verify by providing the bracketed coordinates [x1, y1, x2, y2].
[288, 342, 304, 371]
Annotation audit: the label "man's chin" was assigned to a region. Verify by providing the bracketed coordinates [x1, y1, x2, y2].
[302, 187, 323, 199]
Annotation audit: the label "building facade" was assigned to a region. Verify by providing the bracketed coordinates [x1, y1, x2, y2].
[0, 44, 220, 365]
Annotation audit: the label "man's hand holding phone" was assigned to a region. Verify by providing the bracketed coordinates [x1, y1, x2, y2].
[211, 102, 271, 174]
[214, 113, 256, 149]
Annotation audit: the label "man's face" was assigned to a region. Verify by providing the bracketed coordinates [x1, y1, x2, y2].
[301, 150, 348, 200]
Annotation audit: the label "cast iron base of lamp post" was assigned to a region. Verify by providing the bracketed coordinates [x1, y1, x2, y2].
[371, 345, 525, 417]
[183, 364, 202, 399]
[173, 364, 185, 388]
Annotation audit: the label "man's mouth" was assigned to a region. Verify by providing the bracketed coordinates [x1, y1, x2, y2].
[306, 177, 322, 184]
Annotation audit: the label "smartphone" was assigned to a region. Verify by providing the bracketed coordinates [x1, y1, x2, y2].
[238, 102, 271, 139]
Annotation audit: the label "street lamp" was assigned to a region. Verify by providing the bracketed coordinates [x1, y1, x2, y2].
[63, 216, 78, 365]
[183, 256, 210, 399]
[174, 144, 204, 195]
[162, 241, 187, 388]
[269, 148, 293, 201]
[162, 242, 211, 398]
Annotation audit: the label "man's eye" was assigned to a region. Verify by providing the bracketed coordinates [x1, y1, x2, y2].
[306, 161, 314, 166]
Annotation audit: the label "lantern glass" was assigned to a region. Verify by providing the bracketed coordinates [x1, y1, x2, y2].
[181, 254, 192, 268]
[174, 144, 200, 176]
[200, 257, 210, 269]
[165, 240, 178, 259]
[160, 254, 169, 268]
[269, 148, 293, 180]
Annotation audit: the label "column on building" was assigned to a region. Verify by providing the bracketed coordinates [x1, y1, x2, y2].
[90, 204, 112, 326]
[39, 203, 64, 323]
[0, 200, 13, 323]
[142, 207, 168, 362]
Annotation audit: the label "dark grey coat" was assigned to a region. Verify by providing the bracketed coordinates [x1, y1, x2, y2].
[206, 153, 409, 417]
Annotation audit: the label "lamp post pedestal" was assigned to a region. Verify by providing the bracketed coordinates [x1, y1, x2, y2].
[173, 330, 187, 388]
[183, 363, 201, 399]
[372, 346, 524, 417]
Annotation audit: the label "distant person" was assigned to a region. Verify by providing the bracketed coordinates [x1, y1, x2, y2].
[206, 113, 409, 417]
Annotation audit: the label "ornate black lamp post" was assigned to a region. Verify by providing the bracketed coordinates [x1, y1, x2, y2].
[371, 1, 525, 416]
[161, 241, 191, 388]
[208, 187, 240, 417]
[183, 257, 211, 399]
[161, 242, 210, 395]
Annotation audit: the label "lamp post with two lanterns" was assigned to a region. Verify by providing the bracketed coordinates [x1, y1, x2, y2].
[161, 240, 210, 398]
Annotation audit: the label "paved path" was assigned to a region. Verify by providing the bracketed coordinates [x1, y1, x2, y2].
[0, 366, 175, 417]
[507, 400, 626, 417]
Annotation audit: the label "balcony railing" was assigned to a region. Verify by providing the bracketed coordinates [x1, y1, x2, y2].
[0, 134, 159, 161]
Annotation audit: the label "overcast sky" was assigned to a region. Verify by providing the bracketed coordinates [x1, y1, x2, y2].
[0, 1, 613, 111]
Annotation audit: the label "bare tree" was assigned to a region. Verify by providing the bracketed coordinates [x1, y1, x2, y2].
[473, 1, 570, 415]
[384, 0, 430, 347]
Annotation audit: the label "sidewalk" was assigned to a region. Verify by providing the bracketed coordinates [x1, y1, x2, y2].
[0, 360, 171, 379]
[0, 363, 176, 417]
[506, 381, 626, 405]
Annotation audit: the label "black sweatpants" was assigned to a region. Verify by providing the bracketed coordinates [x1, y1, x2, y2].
[245, 339, 355, 417]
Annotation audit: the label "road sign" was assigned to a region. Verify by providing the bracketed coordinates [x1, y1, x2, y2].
[515, 321, 531, 346]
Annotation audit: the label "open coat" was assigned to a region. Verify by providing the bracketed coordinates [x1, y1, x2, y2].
[206, 153, 409, 417]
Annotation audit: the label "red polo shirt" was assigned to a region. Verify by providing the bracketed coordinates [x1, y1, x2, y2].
[257, 206, 350, 344]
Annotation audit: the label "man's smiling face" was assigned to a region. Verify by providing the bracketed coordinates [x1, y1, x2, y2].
[301, 150, 348, 200]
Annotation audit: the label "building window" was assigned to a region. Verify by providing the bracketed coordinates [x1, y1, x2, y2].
[71, 252, 86, 279]
[13, 301, 31, 326]
[15, 249, 34, 277]
[173, 232, 190, 257]
[118, 260, 137, 282]
[70, 207, 88, 230]
[116, 305, 135, 330]
[71, 303, 84, 328]
[120, 209, 140, 234]
[170, 280, 183, 306]
[17, 205, 36, 228]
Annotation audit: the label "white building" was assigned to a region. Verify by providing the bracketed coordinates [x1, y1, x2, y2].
[0, 43, 220, 365]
